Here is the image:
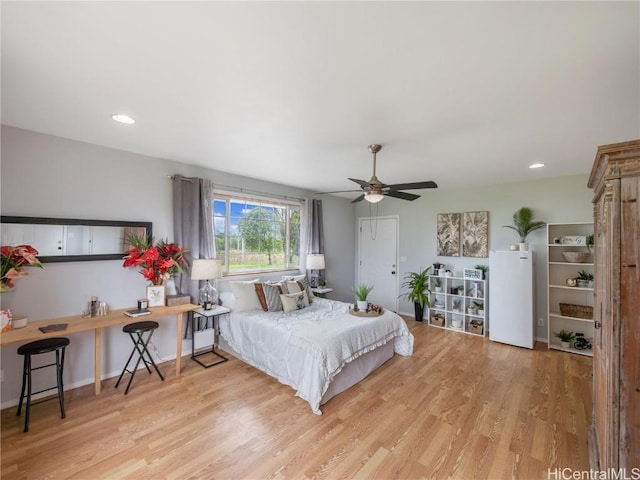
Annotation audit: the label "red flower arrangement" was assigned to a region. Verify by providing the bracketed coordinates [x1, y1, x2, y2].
[122, 236, 188, 285]
[1, 245, 43, 293]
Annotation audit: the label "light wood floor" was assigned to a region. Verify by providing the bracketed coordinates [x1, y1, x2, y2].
[1, 319, 593, 480]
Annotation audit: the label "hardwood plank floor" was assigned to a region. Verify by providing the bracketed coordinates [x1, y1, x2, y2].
[1, 319, 592, 479]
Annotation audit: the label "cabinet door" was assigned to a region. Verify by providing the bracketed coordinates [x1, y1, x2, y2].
[593, 179, 620, 469]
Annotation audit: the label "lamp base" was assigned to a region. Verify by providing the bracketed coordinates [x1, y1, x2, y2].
[199, 281, 218, 310]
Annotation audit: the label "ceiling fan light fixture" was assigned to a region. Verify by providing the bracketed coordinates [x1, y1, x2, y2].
[364, 191, 384, 203]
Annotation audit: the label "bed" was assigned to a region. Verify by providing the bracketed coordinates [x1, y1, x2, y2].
[217, 294, 414, 415]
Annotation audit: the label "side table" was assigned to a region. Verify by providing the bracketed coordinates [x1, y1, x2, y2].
[310, 287, 333, 298]
[191, 305, 230, 368]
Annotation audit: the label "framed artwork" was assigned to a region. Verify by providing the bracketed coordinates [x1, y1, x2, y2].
[147, 285, 166, 307]
[437, 213, 461, 256]
[462, 211, 489, 257]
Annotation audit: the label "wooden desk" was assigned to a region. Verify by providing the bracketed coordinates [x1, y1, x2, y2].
[0, 304, 199, 394]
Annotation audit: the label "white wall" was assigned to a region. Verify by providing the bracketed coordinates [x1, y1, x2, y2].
[355, 174, 593, 340]
[0, 126, 355, 407]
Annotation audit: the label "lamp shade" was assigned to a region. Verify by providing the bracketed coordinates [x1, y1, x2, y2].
[306, 254, 325, 270]
[190, 259, 222, 281]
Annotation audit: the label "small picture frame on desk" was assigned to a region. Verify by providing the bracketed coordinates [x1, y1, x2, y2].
[146, 285, 166, 307]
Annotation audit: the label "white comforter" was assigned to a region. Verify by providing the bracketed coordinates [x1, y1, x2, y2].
[219, 298, 413, 414]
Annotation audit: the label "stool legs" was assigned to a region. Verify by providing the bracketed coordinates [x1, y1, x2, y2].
[16, 348, 66, 433]
[115, 329, 164, 395]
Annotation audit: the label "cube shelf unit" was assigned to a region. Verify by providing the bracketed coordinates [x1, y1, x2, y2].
[427, 274, 487, 336]
[547, 222, 594, 356]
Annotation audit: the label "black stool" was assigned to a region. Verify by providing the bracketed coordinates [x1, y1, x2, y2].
[17, 337, 70, 433]
[115, 321, 164, 394]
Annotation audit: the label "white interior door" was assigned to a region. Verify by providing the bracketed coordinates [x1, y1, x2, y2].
[357, 216, 399, 312]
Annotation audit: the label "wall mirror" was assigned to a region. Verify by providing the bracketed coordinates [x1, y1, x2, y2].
[1, 216, 152, 263]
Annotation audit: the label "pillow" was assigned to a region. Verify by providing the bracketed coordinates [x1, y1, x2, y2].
[286, 280, 302, 293]
[283, 274, 315, 303]
[262, 282, 284, 311]
[280, 291, 309, 313]
[254, 283, 269, 311]
[230, 279, 262, 312]
[219, 291, 235, 310]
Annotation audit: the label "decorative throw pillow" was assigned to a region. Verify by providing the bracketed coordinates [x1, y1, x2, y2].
[262, 282, 284, 311]
[283, 274, 315, 303]
[280, 291, 309, 313]
[286, 280, 302, 293]
[230, 279, 261, 312]
[254, 283, 269, 311]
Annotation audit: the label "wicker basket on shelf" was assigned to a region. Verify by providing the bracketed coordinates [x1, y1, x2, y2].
[562, 251, 593, 263]
[559, 303, 593, 319]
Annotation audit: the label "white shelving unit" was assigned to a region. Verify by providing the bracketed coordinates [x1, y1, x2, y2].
[547, 222, 594, 356]
[427, 274, 487, 337]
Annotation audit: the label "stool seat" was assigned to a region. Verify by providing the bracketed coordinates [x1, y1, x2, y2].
[18, 337, 70, 356]
[116, 321, 164, 394]
[123, 321, 159, 334]
[17, 337, 69, 432]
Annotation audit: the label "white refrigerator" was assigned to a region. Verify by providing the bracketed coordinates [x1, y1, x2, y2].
[489, 250, 535, 349]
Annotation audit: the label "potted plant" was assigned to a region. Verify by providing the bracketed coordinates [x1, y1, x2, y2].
[474, 264, 488, 280]
[586, 234, 594, 253]
[433, 276, 443, 292]
[473, 300, 484, 316]
[352, 284, 373, 311]
[452, 298, 462, 312]
[554, 329, 575, 349]
[400, 266, 432, 322]
[502, 207, 546, 251]
[577, 270, 594, 288]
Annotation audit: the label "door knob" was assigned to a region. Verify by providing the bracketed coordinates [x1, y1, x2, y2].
[594, 321, 602, 329]
[391, 271, 396, 275]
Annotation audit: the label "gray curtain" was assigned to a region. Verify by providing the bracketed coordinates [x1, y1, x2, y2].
[304, 199, 324, 278]
[172, 175, 214, 302]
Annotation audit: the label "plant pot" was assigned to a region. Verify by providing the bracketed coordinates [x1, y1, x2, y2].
[518, 242, 529, 251]
[357, 300, 368, 311]
[12, 315, 27, 329]
[477, 309, 484, 316]
[561, 341, 571, 349]
[434, 287, 442, 293]
[414, 302, 424, 322]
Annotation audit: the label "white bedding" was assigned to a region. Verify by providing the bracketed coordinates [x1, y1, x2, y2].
[218, 298, 413, 414]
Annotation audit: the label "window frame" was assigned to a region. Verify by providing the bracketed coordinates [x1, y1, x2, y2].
[213, 191, 301, 276]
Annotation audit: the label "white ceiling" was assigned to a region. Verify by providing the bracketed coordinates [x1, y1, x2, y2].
[2, 1, 639, 198]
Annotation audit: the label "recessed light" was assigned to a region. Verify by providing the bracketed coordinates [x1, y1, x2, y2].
[111, 114, 135, 124]
[529, 163, 544, 169]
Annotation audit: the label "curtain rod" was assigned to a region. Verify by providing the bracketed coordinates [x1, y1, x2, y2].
[167, 175, 305, 203]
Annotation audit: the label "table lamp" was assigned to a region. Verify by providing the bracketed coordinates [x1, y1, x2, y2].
[306, 254, 325, 288]
[190, 259, 222, 310]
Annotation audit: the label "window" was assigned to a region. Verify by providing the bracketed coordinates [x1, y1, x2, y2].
[213, 193, 301, 274]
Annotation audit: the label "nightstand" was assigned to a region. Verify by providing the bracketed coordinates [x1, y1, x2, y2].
[310, 287, 333, 298]
[191, 305, 230, 368]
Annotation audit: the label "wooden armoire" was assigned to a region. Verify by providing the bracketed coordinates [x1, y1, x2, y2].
[587, 139, 640, 470]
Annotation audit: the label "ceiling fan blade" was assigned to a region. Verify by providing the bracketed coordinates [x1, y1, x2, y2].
[351, 194, 365, 203]
[348, 178, 371, 188]
[314, 189, 362, 194]
[385, 181, 438, 190]
[385, 190, 420, 201]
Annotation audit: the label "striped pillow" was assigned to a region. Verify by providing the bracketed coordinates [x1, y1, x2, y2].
[262, 282, 284, 311]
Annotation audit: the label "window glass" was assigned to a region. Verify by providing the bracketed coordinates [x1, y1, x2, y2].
[213, 195, 300, 274]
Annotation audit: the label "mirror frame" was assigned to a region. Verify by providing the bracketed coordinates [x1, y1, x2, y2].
[1, 216, 152, 263]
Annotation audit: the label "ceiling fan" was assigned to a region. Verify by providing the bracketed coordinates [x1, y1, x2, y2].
[316, 144, 438, 203]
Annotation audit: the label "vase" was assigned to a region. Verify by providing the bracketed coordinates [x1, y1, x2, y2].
[164, 277, 178, 296]
[357, 300, 368, 311]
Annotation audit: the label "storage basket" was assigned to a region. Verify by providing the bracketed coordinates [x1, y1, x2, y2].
[559, 303, 593, 319]
[468, 321, 484, 335]
[562, 251, 593, 263]
[430, 314, 445, 327]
